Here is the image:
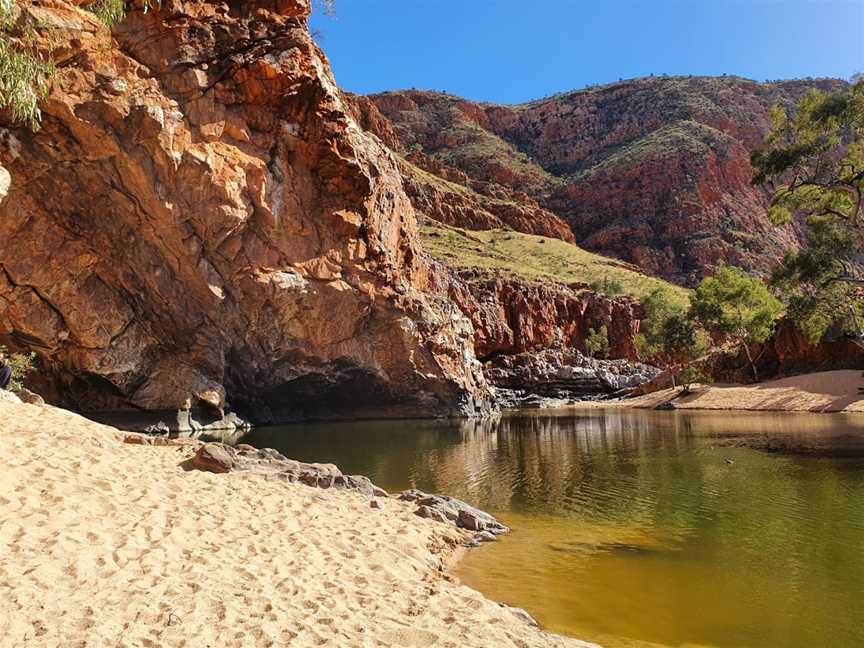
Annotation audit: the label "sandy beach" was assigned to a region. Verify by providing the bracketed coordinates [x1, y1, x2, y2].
[0, 398, 592, 648]
[593, 370, 864, 413]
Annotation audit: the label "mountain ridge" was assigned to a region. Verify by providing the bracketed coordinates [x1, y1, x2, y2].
[365, 75, 848, 283]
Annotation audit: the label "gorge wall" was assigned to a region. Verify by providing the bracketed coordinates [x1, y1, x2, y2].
[368, 77, 847, 283]
[0, 0, 494, 422]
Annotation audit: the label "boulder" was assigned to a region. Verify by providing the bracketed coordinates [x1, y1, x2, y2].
[400, 489, 509, 535]
[190, 443, 236, 474]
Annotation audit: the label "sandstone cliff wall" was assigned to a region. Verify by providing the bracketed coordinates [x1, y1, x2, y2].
[0, 0, 493, 421]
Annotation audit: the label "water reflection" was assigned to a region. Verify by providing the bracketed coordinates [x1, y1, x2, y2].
[241, 409, 864, 648]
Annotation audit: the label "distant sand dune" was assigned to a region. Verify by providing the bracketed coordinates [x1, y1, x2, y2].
[0, 401, 593, 647]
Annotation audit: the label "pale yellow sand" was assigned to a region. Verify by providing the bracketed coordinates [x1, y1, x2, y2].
[0, 400, 593, 648]
[593, 370, 864, 413]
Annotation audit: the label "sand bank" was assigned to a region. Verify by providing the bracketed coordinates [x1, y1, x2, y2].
[0, 399, 594, 648]
[593, 370, 864, 413]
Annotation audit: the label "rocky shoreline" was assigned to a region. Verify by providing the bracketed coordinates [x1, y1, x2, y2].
[180, 439, 511, 547]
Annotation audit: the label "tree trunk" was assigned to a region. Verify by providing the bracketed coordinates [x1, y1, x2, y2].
[742, 341, 759, 383]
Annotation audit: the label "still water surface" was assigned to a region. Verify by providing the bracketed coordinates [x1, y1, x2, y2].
[242, 409, 864, 648]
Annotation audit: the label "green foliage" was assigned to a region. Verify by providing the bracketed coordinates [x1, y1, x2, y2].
[771, 216, 863, 342]
[1, 1, 163, 130]
[89, 0, 126, 26]
[691, 266, 783, 381]
[589, 276, 624, 297]
[752, 82, 863, 235]
[0, 0, 56, 131]
[753, 81, 864, 344]
[420, 224, 690, 305]
[635, 289, 705, 365]
[87, 0, 159, 26]
[585, 325, 610, 359]
[692, 266, 783, 343]
[0, 344, 36, 391]
[635, 288, 710, 388]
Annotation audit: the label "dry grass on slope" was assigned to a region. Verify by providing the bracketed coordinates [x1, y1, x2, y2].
[421, 223, 690, 304]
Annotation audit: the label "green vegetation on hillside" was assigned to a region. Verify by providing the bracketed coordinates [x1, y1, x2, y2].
[420, 223, 690, 304]
[569, 120, 733, 181]
[434, 120, 559, 188]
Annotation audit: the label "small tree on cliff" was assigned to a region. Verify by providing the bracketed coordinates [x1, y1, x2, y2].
[691, 266, 783, 383]
[585, 326, 610, 359]
[635, 289, 708, 388]
[751, 80, 864, 342]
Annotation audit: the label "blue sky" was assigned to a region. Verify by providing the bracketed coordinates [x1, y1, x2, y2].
[310, 0, 864, 104]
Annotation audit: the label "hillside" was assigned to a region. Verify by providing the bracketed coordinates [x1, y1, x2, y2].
[367, 76, 848, 283]
[420, 222, 689, 305]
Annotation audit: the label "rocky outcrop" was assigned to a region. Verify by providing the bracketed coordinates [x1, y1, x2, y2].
[432, 269, 643, 361]
[370, 78, 847, 283]
[185, 441, 389, 497]
[485, 349, 660, 407]
[399, 489, 510, 539]
[0, 0, 494, 421]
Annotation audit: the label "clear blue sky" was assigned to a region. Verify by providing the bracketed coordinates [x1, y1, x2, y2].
[310, 0, 864, 104]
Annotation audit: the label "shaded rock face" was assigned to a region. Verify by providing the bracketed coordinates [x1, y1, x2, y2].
[369, 78, 847, 283]
[432, 269, 643, 361]
[0, 0, 493, 420]
[707, 321, 864, 384]
[486, 349, 660, 407]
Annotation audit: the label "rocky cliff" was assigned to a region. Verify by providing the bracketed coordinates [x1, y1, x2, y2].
[435, 269, 641, 361]
[0, 0, 494, 422]
[345, 93, 576, 242]
[369, 77, 847, 283]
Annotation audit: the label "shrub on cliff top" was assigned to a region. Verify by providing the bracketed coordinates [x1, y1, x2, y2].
[0, 34, 55, 131]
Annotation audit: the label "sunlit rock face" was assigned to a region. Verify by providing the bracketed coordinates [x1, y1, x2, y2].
[368, 77, 847, 283]
[0, 0, 494, 420]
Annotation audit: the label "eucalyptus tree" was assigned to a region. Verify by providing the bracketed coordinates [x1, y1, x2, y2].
[752, 80, 864, 342]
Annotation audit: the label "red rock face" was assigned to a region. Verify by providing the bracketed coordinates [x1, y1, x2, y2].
[430, 268, 642, 361]
[707, 321, 864, 384]
[0, 0, 493, 419]
[347, 93, 576, 242]
[370, 78, 846, 283]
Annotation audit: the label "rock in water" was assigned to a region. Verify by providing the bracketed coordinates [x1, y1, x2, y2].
[0, 0, 494, 422]
[400, 489, 509, 535]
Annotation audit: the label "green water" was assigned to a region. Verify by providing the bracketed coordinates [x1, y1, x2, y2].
[241, 409, 864, 648]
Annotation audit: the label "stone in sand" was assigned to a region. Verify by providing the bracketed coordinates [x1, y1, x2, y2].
[191, 443, 235, 473]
